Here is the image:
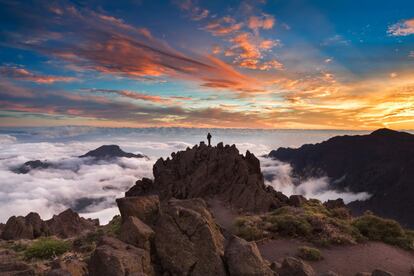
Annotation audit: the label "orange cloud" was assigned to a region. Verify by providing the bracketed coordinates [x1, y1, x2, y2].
[0, 66, 76, 84]
[388, 18, 414, 36]
[204, 17, 243, 36]
[247, 14, 275, 31]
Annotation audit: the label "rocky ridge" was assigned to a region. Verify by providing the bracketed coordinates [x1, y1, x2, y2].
[126, 142, 288, 212]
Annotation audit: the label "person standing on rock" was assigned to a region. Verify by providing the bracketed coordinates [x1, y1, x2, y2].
[207, 132, 212, 146]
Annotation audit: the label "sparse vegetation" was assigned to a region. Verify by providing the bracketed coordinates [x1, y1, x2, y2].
[24, 238, 70, 260]
[233, 217, 265, 241]
[232, 201, 414, 251]
[297, 246, 323, 261]
[104, 215, 122, 237]
[352, 213, 414, 250]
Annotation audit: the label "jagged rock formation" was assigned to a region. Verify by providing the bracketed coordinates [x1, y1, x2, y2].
[111, 195, 277, 276]
[268, 128, 414, 227]
[1, 209, 97, 240]
[79, 145, 147, 160]
[46, 209, 98, 238]
[127, 142, 288, 212]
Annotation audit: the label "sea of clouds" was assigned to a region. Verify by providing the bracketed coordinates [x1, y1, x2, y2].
[0, 127, 372, 224]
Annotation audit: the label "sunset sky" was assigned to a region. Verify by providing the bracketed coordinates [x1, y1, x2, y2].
[0, 0, 413, 129]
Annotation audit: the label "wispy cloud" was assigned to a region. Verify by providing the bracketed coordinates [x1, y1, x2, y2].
[1, 2, 261, 94]
[388, 18, 414, 36]
[0, 66, 76, 84]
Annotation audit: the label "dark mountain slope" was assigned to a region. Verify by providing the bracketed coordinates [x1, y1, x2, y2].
[268, 128, 414, 227]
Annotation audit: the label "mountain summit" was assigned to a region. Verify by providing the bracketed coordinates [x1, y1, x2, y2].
[127, 142, 288, 212]
[80, 145, 146, 160]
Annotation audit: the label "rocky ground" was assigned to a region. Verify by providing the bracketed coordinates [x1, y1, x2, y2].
[0, 142, 413, 275]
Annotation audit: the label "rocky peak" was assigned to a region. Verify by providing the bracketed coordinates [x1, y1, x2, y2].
[79, 145, 146, 160]
[127, 142, 287, 212]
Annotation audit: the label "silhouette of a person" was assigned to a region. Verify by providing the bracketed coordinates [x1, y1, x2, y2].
[207, 132, 212, 146]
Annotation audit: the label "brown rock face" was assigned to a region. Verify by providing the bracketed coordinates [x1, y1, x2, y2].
[224, 235, 274, 276]
[278, 257, 315, 276]
[88, 236, 153, 276]
[127, 143, 287, 212]
[46, 209, 97, 238]
[116, 195, 160, 225]
[119, 216, 154, 251]
[1, 212, 47, 240]
[154, 198, 227, 276]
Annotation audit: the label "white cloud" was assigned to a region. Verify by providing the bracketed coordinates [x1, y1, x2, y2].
[0, 134, 17, 144]
[260, 157, 371, 203]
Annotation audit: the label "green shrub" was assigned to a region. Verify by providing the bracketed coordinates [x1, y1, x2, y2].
[10, 242, 28, 252]
[352, 214, 414, 250]
[297, 246, 323, 261]
[270, 214, 312, 237]
[24, 238, 70, 260]
[104, 215, 122, 237]
[233, 217, 264, 241]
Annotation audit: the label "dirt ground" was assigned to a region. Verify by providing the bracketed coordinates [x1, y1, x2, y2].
[207, 198, 414, 275]
[258, 238, 414, 276]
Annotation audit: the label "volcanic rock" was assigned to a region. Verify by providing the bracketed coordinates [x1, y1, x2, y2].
[88, 236, 153, 276]
[268, 128, 414, 227]
[278, 257, 315, 276]
[119, 216, 154, 251]
[80, 145, 146, 160]
[224, 235, 274, 276]
[1, 212, 47, 240]
[154, 198, 227, 276]
[127, 142, 288, 212]
[324, 198, 346, 210]
[116, 195, 160, 225]
[46, 209, 97, 238]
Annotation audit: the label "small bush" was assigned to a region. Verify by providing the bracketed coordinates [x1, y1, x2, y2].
[24, 238, 70, 260]
[10, 242, 28, 252]
[270, 214, 312, 237]
[297, 246, 323, 261]
[104, 215, 122, 237]
[233, 217, 264, 241]
[352, 214, 414, 250]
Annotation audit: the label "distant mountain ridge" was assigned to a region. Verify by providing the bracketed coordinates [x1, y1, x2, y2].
[13, 145, 147, 174]
[268, 128, 414, 227]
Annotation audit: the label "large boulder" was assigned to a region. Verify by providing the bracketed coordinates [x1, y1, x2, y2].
[224, 235, 274, 276]
[88, 236, 153, 276]
[1, 212, 47, 240]
[127, 143, 288, 213]
[278, 257, 315, 276]
[116, 195, 160, 225]
[119, 216, 154, 251]
[46, 209, 97, 238]
[154, 198, 227, 276]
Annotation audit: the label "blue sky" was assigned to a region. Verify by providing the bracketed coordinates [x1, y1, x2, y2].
[0, 0, 413, 129]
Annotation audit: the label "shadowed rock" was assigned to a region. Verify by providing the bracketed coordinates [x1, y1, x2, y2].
[154, 198, 227, 276]
[88, 236, 153, 276]
[1, 212, 47, 240]
[127, 142, 288, 212]
[46, 209, 98, 238]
